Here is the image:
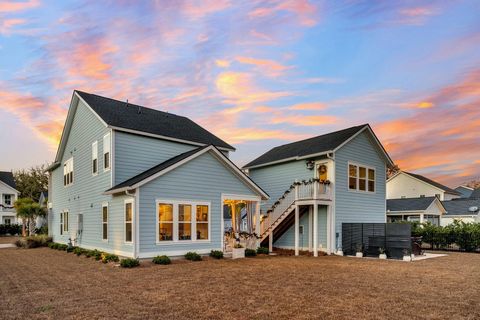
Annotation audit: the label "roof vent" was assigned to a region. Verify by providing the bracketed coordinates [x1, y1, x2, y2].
[125, 99, 129, 107]
[138, 106, 142, 114]
[468, 206, 478, 212]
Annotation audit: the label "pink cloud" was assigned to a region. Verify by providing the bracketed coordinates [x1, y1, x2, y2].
[182, 0, 231, 19]
[249, 0, 318, 27]
[235, 56, 293, 77]
[0, 0, 39, 13]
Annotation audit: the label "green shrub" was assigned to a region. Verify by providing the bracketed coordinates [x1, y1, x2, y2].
[66, 246, 76, 253]
[101, 253, 119, 263]
[245, 248, 257, 257]
[0, 223, 22, 235]
[14, 235, 52, 248]
[36, 225, 48, 235]
[47, 242, 56, 249]
[184, 251, 202, 261]
[58, 244, 68, 251]
[84, 250, 94, 258]
[92, 250, 102, 260]
[256, 247, 269, 255]
[152, 255, 171, 265]
[120, 258, 140, 268]
[73, 247, 85, 256]
[209, 250, 223, 259]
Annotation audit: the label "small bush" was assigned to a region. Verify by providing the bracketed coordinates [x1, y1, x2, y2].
[184, 251, 202, 261]
[47, 242, 56, 249]
[92, 250, 102, 260]
[245, 248, 257, 257]
[120, 258, 140, 268]
[256, 247, 269, 255]
[66, 246, 76, 253]
[73, 247, 85, 256]
[15, 235, 52, 248]
[209, 250, 224, 259]
[152, 255, 171, 265]
[84, 250, 94, 258]
[58, 244, 68, 251]
[0, 223, 22, 235]
[101, 253, 119, 263]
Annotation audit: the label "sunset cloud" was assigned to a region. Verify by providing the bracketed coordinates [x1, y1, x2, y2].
[0, 0, 39, 13]
[235, 56, 293, 77]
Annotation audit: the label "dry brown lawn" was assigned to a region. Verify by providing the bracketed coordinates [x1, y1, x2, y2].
[0, 241, 479, 320]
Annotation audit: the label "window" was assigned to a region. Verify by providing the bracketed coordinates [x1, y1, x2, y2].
[60, 211, 69, 235]
[420, 195, 425, 198]
[4, 218, 11, 225]
[102, 203, 108, 241]
[103, 133, 111, 171]
[92, 141, 98, 175]
[125, 201, 133, 243]
[348, 163, 375, 192]
[299, 225, 304, 235]
[196, 205, 209, 240]
[63, 158, 74, 186]
[156, 200, 209, 243]
[158, 203, 173, 241]
[4, 194, 11, 206]
[178, 204, 192, 240]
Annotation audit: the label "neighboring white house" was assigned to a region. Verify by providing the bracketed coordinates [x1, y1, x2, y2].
[0, 171, 19, 225]
[454, 185, 474, 198]
[386, 197, 446, 226]
[387, 171, 461, 201]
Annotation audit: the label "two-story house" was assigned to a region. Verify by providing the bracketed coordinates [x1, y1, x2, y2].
[243, 124, 394, 256]
[47, 91, 268, 258]
[0, 171, 19, 225]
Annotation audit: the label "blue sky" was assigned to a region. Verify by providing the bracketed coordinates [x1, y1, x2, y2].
[0, 0, 479, 186]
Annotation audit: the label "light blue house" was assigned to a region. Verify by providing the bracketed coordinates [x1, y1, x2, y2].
[243, 124, 394, 256]
[47, 91, 268, 258]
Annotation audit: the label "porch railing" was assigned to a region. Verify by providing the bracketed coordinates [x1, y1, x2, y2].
[260, 180, 332, 238]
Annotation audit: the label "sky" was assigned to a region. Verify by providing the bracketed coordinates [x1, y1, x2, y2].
[0, 0, 479, 187]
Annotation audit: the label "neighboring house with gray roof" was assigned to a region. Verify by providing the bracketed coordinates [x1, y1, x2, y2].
[0, 171, 19, 225]
[441, 198, 480, 226]
[469, 188, 480, 199]
[454, 185, 474, 198]
[47, 91, 268, 258]
[387, 171, 461, 201]
[386, 197, 446, 226]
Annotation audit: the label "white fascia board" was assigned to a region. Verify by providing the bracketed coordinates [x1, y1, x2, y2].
[243, 151, 330, 170]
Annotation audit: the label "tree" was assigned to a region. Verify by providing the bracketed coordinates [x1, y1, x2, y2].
[15, 198, 46, 236]
[387, 163, 400, 179]
[13, 165, 49, 202]
[464, 179, 480, 189]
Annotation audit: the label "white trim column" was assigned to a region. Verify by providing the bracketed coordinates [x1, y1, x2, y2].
[294, 205, 299, 256]
[326, 205, 332, 254]
[420, 213, 425, 224]
[269, 232, 273, 253]
[313, 204, 318, 257]
[308, 206, 313, 252]
[255, 201, 260, 247]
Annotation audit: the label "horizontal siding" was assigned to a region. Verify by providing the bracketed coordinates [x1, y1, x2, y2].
[114, 131, 196, 184]
[139, 151, 258, 256]
[274, 205, 328, 250]
[248, 161, 313, 212]
[334, 131, 387, 247]
[50, 100, 133, 256]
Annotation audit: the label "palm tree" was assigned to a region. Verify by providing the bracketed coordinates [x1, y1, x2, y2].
[15, 198, 46, 236]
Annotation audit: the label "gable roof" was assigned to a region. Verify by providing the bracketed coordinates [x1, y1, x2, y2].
[0, 171, 17, 190]
[470, 188, 480, 199]
[76, 91, 234, 150]
[442, 198, 480, 216]
[402, 172, 461, 196]
[243, 124, 393, 169]
[387, 197, 444, 212]
[105, 145, 269, 200]
[455, 185, 474, 198]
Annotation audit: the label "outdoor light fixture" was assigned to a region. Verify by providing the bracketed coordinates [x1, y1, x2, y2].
[306, 160, 315, 170]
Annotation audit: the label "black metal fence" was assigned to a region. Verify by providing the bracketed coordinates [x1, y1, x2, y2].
[342, 223, 411, 259]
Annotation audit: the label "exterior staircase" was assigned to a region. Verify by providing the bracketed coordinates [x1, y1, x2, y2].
[260, 180, 332, 243]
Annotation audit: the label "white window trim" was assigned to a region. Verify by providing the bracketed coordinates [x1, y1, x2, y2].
[102, 202, 108, 242]
[103, 133, 111, 172]
[92, 141, 98, 176]
[124, 199, 134, 244]
[347, 161, 376, 194]
[155, 199, 211, 245]
[60, 210, 69, 235]
[63, 157, 74, 187]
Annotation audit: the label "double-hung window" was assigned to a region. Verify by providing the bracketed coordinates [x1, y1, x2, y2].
[103, 133, 111, 171]
[60, 211, 69, 235]
[348, 163, 375, 192]
[63, 158, 74, 186]
[156, 200, 209, 243]
[4, 194, 12, 206]
[102, 203, 108, 241]
[125, 200, 133, 243]
[92, 141, 98, 175]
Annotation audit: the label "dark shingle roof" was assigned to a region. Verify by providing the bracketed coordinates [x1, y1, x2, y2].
[106, 146, 208, 192]
[470, 188, 480, 199]
[244, 124, 368, 168]
[76, 91, 234, 150]
[404, 172, 461, 196]
[387, 197, 438, 212]
[0, 171, 16, 190]
[442, 198, 480, 216]
[455, 186, 474, 198]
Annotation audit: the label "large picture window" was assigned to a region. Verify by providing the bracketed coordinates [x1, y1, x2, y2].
[348, 163, 375, 193]
[156, 200, 209, 243]
[125, 200, 133, 243]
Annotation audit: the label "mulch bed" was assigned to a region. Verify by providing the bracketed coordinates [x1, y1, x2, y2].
[0, 247, 479, 319]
